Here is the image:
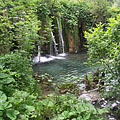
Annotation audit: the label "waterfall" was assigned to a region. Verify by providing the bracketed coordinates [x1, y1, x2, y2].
[51, 32, 58, 56]
[56, 17, 65, 54]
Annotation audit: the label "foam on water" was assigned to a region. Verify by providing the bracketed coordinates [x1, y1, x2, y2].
[58, 53, 67, 57]
[33, 54, 66, 64]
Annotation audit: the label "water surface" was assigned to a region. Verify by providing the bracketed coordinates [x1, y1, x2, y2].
[33, 51, 97, 81]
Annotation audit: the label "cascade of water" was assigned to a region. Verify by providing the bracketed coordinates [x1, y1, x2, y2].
[56, 17, 65, 54]
[51, 31, 58, 56]
[33, 44, 66, 64]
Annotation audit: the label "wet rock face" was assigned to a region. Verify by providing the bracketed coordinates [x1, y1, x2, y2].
[69, 30, 75, 52]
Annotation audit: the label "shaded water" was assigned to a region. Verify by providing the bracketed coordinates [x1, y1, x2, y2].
[33, 51, 97, 81]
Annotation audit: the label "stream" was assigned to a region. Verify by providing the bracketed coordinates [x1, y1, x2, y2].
[33, 51, 97, 81]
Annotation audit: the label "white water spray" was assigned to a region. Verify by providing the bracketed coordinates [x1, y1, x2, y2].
[51, 31, 58, 56]
[56, 17, 65, 54]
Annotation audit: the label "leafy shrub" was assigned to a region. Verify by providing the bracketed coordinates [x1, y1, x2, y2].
[58, 0, 92, 29]
[39, 94, 108, 120]
[85, 14, 120, 116]
[0, 90, 38, 120]
[0, 52, 39, 120]
[0, 51, 35, 91]
[0, 0, 40, 54]
[85, 14, 120, 98]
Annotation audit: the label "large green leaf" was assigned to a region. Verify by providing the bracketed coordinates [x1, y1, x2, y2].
[25, 105, 35, 112]
[0, 100, 12, 111]
[0, 72, 9, 79]
[0, 71, 15, 84]
[0, 117, 4, 120]
[83, 113, 90, 120]
[0, 91, 7, 102]
[0, 111, 3, 116]
[6, 109, 19, 120]
[0, 91, 12, 110]
[2, 77, 15, 84]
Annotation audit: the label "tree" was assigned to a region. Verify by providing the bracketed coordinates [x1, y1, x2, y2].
[0, 0, 41, 55]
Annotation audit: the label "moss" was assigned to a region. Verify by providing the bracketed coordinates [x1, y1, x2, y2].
[73, 26, 79, 51]
[62, 20, 70, 52]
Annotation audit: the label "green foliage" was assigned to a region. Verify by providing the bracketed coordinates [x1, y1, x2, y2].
[0, 0, 118, 54]
[0, 0, 119, 120]
[0, 51, 35, 91]
[8, 90, 37, 120]
[88, 0, 111, 24]
[58, 74, 82, 82]
[51, 94, 108, 120]
[85, 14, 120, 100]
[59, 0, 92, 29]
[34, 93, 108, 120]
[0, 89, 38, 120]
[112, 0, 120, 7]
[0, 61, 38, 120]
[37, 2, 50, 17]
[0, 0, 41, 54]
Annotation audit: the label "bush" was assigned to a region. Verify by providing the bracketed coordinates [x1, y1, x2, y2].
[39, 94, 108, 120]
[0, 51, 35, 91]
[0, 63, 38, 120]
[85, 14, 120, 116]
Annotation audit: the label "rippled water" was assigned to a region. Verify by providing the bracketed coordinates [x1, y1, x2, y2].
[33, 51, 98, 81]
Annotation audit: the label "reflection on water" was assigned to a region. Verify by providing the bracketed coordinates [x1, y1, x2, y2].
[33, 51, 97, 80]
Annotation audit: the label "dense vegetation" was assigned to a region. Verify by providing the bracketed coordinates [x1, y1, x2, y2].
[0, 0, 120, 120]
[85, 14, 120, 117]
